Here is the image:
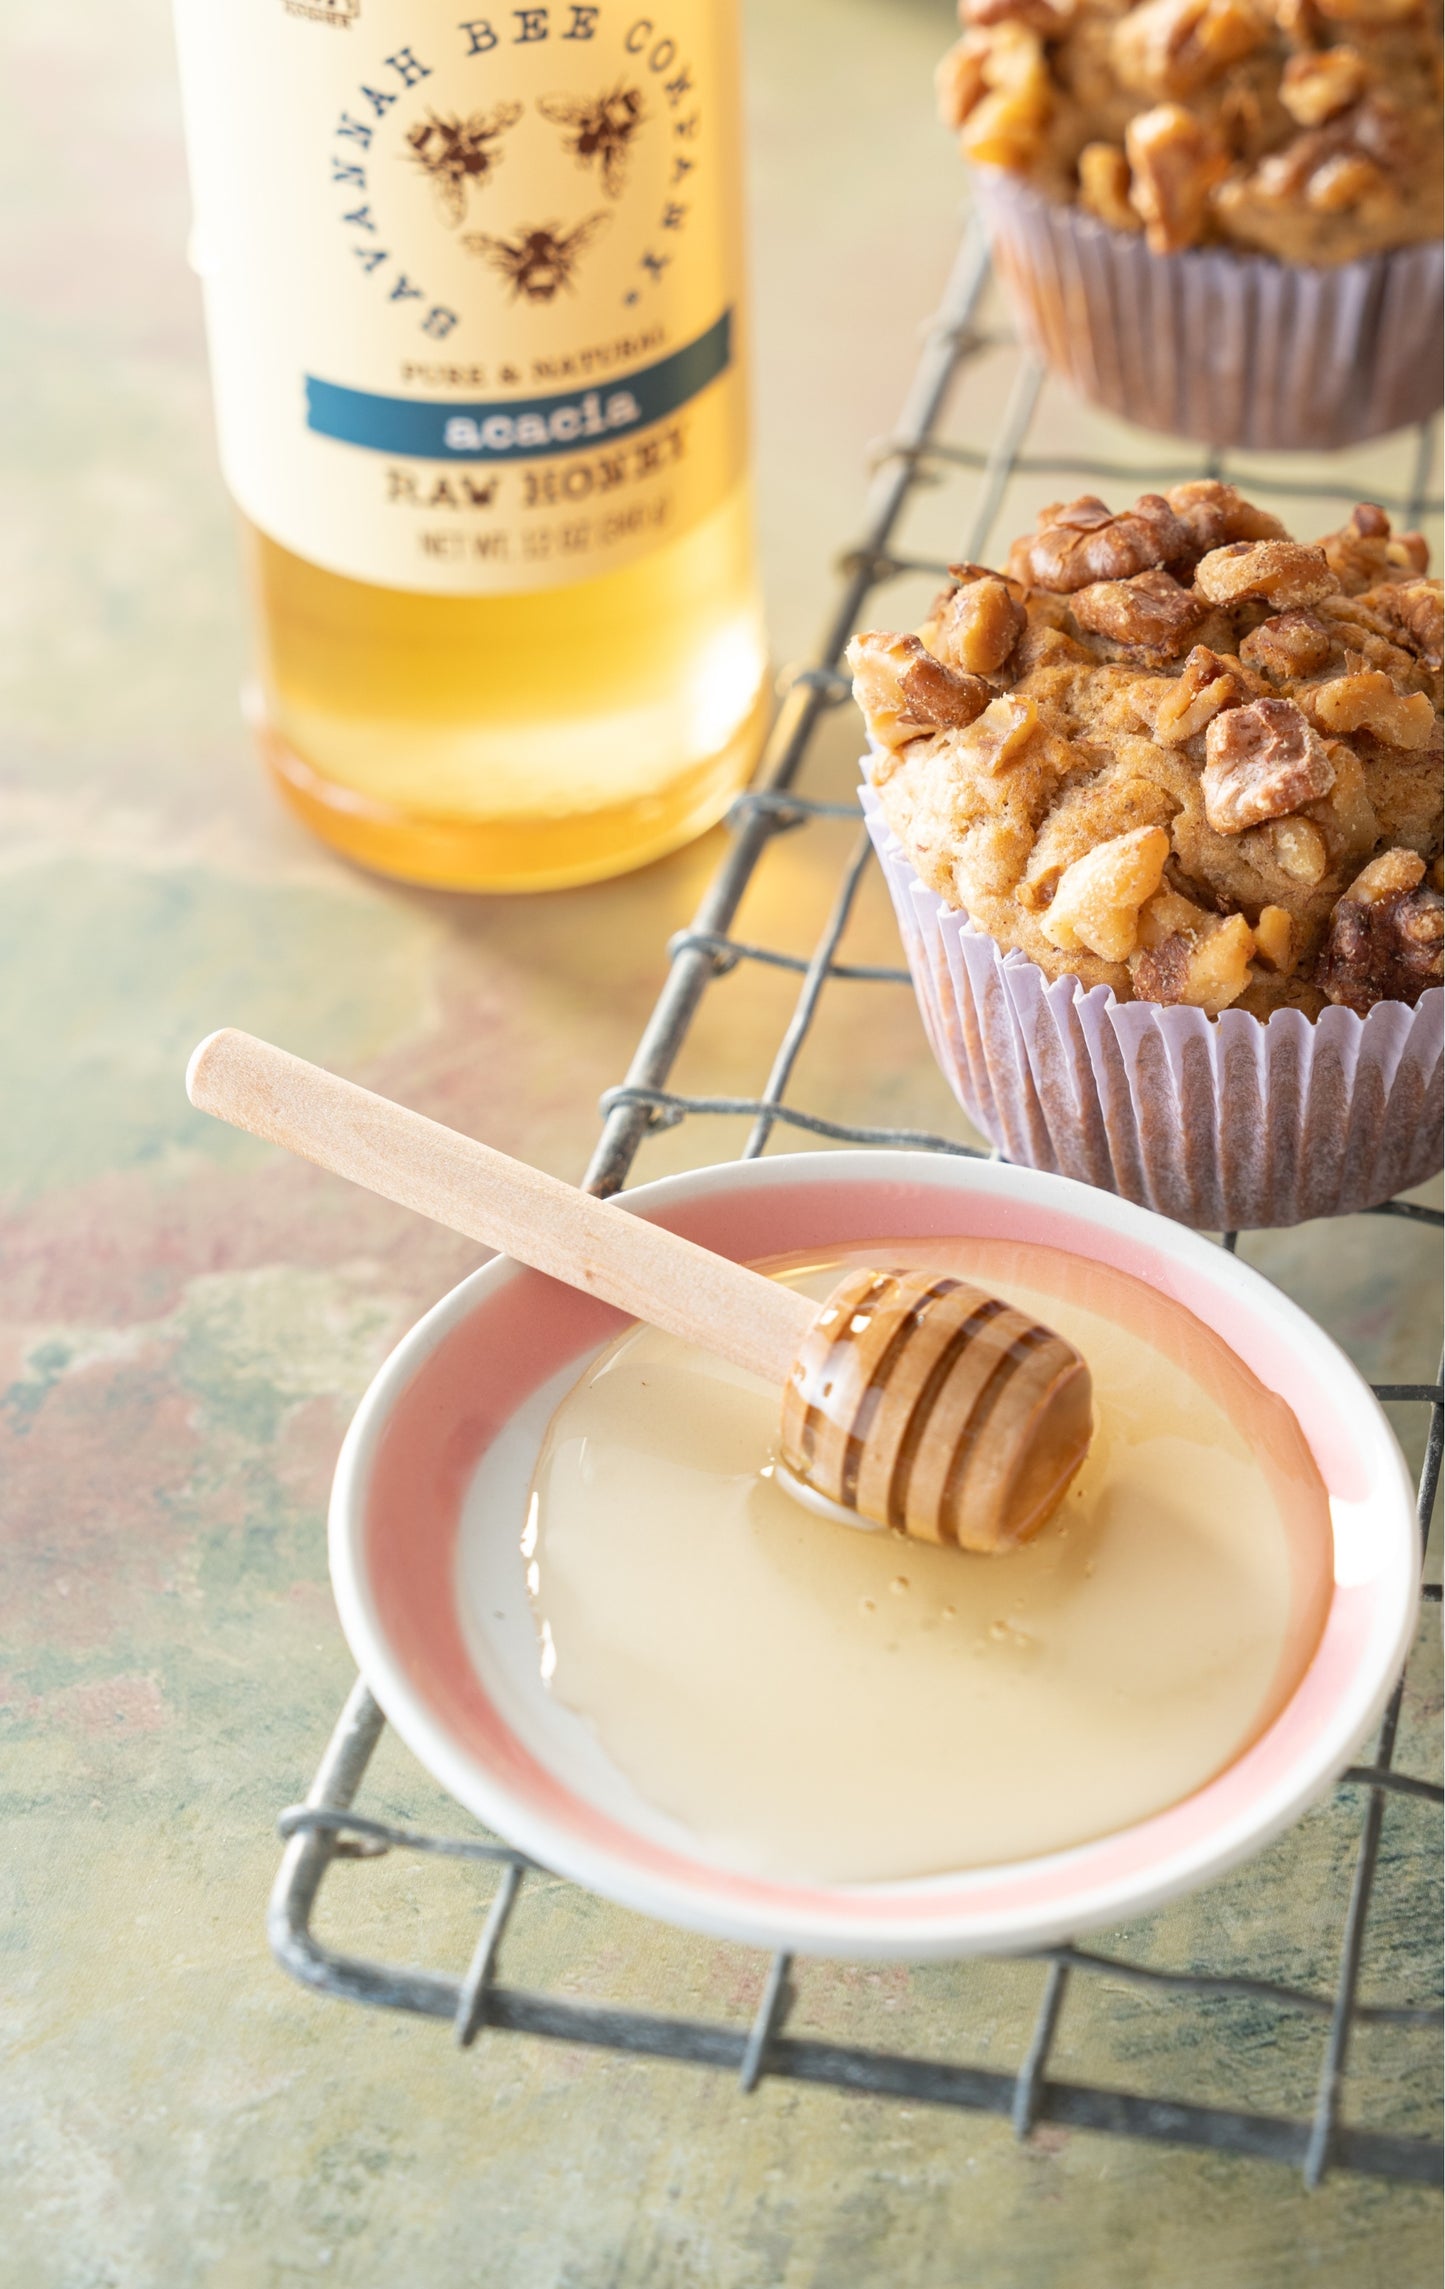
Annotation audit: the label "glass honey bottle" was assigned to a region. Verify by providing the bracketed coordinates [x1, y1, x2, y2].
[172, 0, 767, 889]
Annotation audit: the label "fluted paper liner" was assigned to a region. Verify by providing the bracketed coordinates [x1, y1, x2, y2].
[970, 167, 1445, 453]
[863, 787, 1443, 1228]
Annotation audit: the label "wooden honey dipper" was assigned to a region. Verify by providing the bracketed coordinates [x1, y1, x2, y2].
[187, 1031, 1093, 1554]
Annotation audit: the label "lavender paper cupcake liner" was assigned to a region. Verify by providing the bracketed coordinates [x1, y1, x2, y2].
[863, 787, 1443, 1229]
[970, 167, 1445, 454]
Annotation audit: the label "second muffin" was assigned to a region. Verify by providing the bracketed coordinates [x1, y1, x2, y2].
[941, 0, 1445, 447]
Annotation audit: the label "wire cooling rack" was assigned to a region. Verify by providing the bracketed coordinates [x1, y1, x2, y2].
[270, 225, 1444, 2188]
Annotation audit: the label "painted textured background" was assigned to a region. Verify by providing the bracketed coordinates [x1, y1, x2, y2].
[2, 1, 1441, 2282]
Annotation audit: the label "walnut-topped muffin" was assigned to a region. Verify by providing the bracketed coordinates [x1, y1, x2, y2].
[939, 0, 1444, 264]
[849, 483, 1443, 1019]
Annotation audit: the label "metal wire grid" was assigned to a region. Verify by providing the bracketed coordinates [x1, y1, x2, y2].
[270, 226, 1444, 2188]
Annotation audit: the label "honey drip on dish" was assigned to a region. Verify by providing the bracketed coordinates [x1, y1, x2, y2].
[525, 1237, 1332, 1883]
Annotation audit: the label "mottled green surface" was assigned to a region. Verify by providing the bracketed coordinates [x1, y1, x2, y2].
[3, 2, 1441, 2283]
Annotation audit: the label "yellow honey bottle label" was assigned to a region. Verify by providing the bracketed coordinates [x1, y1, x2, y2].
[173, 0, 747, 594]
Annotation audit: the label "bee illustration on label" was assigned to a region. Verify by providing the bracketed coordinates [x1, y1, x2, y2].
[536, 84, 646, 200]
[463, 215, 611, 302]
[405, 105, 524, 228]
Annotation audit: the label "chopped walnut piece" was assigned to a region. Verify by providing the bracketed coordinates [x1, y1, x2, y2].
[1242, 95, 1417, 209]
[1397, 534, 1431, 577]
[935, 34, 991, 128]
[1202, 696, 1336, 833]
[930, 575, 1027, 676]
[957, 24, 1054, 169]
[1131, 911, 1257, 1014]
[1163, 479, 1286, 556]
[1243, 129, 1342, 207]
[1077, 141, 1139, 230]
[849, 632, 916, 749]
[898, 650, 996, 733]
[958, 692, 1043, 772]
[1307, 151, 1387, 211]
[1152, 644, 1250, 744]
[1039, 824, 1170, 962]
[1315, 852, 1444, 1012]
[1006, 492, 1192, 592]
[1252, 905, 1295, 971]
[846, 632, 993, 747]
[1136, 883, 1214, 948]
[1319, 504, 1432, 594]
[1280, 47, 1368, 127]
[1258, 815, 1332, 883]
[1239, 609, 1334, 682]
[1343, 847, 1427, 904]
[1310, 670, 1436, 748]
[959, 86, 1051, 167]
[1194, 538, 1337, 611]
[1366, 580, 1444, 672]
[1111, 0, 1268, 104]
[1315, 611, 1421, 684]
[1125, 103, 1229, 254]
[1070, 567, 1207, 657]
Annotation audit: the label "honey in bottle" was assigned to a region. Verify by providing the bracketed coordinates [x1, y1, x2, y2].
[171, 0, 768, 889]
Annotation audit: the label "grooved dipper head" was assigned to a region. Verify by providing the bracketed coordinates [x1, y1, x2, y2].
[779, 1266, 1092, 1553]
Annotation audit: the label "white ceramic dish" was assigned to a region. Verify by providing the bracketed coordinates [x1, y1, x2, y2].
[328, 1151, 1418, 1960]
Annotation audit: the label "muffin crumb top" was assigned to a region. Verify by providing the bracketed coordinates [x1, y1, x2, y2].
[850, 483, 1443, 1018]
[938, 0, 1444, 263]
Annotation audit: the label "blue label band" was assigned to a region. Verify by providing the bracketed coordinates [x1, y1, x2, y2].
[306, 310, 732, 463]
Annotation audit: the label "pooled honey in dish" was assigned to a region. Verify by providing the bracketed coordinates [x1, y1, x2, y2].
[525, 1237, 1333, 1883]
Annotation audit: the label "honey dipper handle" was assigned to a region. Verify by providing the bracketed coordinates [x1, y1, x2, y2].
[186, 1030, 814, 1384]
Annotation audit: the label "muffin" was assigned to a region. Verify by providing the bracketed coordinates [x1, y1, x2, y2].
[939, 0, 1445, 448]
[850, 481, 1444, 1224]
